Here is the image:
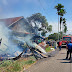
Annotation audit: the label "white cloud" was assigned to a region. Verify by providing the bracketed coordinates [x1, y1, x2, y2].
[48, 21, 72, 35]
[49, 22, 58, 33]
[66, 21, 72, 34]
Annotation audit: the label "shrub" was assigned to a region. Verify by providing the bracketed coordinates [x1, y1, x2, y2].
[45, 46, 51, 52]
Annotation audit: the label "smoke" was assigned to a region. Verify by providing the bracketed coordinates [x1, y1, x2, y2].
[14, 35, 34, 47]
[11, 19, 35, 47]
[0, 22, 23, 57]
[14, 35, 46, 54]
[0, 20, 36, 58]
[0, 18, 46, 59]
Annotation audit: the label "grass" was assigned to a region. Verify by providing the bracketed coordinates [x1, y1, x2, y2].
[0, 60, 12, 67]
[0, 56, 36, 72]
[45, 46, 55, 52]
[24, 60, 35, 65]
[45, 46, 51, 52]
[11, 61, 21, 71]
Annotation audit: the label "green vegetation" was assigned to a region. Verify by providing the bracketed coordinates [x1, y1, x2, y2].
[45, 46, 55, 52]
[27, 13, 52, 36]
[0, 56, 36, 72]
[54, 3, 67, 40]
[11, 62, 21, 72]
[45, 46, 51, 52]
[63, 18, 67, 34]
[24, 60, 35, 65]
[48, 32, 65, 40]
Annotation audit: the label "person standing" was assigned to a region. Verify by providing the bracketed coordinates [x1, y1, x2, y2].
[54, 40, 57, 49]
[59, 40, 62, 50]
[66, 41, 72, 60]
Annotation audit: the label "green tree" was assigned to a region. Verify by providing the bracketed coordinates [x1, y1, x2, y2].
[63, 18, 66, 26]
[48, 33, 58, 40]
[59, 9, 66, 31]
[41, 31, 46, 36]
[47, 25, 52, 33]
[55, 4, 64, 12]
[64, 25, 67, 34]
[27, 13, 52, 35]
[48, 32, 65, 40]
[59, 9, 66, 16]
[55, 3, 64, 40]
[27, 13, 48, 28]
[62, 18, 67, 35]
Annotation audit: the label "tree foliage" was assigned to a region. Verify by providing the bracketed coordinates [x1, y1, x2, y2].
[64, 25, 67, 33]
[62, 18, 67, 34]
[55, 4, 66, 30]
[27, 13, 48, 28]
[41, 31, 46, 36]
[58, 9, 66, 16]
[48, 32, 65, 40]
[55, 3, 67, 39]
[27, 13, 52, 35]
[48, 33, 58, 40]
[47, 25, 52, 33]
[55, 4, 64, 14]
[63, 18, 66, 26]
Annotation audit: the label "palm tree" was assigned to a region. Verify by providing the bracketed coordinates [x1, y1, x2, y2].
[59, 9, 66, 39]
[60, 17, 62, 31]
[55, 4, 64, 12]
[55, 3, 64, 40]
[64, 25, 67, 35]
[62, 18, 67, 35]
[63, 18, 66, 26]
[58, 9, 66, 16]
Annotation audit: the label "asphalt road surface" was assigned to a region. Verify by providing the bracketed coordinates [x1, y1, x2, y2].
[25, 49, 72, 72]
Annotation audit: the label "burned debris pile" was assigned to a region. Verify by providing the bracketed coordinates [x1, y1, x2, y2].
[0, 16, 48, 61]
[12, 36, 48, 60]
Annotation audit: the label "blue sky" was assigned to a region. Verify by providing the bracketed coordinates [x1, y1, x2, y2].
[0, 0, 72, 35]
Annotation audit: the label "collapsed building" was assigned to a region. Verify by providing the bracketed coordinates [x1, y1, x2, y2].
[0, 16, 35, 33]
[0, 16, 47, 60]
[0, 16, 35, 47]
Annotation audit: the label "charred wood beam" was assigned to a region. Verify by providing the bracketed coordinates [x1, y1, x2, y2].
[26, 44, 38, 60]
[12, 51, 24, 60]
[11, 43, 47, 61]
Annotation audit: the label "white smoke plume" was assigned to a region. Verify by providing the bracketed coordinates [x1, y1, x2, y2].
[14, 35, 34, 47]
[0, 22, 23, 57]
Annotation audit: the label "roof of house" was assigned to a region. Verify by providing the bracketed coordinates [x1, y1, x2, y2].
[0, 16, 23, 27]
[0, 16, 35, 34]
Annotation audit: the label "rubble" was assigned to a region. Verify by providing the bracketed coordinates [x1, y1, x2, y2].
[0, 17, 56, 61]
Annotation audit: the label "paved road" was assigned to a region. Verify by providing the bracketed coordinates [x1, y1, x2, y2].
[25, 49, 72, 72]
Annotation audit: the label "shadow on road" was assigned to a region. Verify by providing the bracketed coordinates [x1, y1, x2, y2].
[57, 59, 69, 60]
[60, 53, 66, 54]
[57, 58, 72, 63]
[60, 61, 72, 63]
